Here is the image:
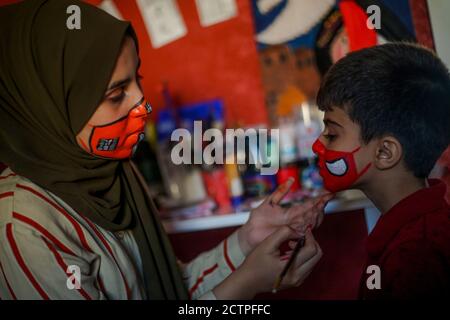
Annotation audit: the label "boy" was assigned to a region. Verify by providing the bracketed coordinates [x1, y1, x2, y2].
[436, 147, 450, 204]
[312, 42, 450, 299]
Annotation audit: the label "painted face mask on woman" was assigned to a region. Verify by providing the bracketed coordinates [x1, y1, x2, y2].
[81, 97, 152, 159]
[312, 139, 371, 192]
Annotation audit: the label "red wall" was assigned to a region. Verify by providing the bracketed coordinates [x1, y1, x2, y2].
[91, 0, 268, 126]
[1, 0, 268, 126]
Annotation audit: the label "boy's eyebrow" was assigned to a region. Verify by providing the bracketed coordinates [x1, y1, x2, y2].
[323, 119, 344, 128]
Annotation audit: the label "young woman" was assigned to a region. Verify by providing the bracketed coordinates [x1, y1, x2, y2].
[0, 0, 330, 300]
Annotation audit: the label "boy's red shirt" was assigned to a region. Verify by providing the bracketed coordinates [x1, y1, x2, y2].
[359, 179, 450, 299]
[439, 146, 450, 204]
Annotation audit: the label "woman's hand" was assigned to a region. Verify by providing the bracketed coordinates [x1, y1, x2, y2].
[213, 226, 322, 299]
[237, 179, 334, 255]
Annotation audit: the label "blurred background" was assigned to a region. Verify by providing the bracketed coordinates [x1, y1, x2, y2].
[1, 0, 449, 299]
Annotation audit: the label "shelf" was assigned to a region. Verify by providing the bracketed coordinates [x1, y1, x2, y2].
[162, 195, 377, 234]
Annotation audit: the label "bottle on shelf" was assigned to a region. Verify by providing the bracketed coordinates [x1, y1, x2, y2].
[155, 84, 206, 208]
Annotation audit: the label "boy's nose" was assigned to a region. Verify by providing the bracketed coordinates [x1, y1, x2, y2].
[312, 138, 325, 156]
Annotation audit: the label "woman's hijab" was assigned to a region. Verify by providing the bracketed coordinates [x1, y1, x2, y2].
[0, 0, 188, 299]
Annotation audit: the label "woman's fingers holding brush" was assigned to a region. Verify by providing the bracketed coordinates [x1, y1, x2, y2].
[281, 229, 322, 288]
[285, 192, 334, 233]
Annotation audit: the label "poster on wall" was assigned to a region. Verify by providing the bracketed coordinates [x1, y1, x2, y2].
[251, 0, 417, 126]
[136, 0, 187, 48]
[98, 0, 123, 20]
[195, 0, 238, 27]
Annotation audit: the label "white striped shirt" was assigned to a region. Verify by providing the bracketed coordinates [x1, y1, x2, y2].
[0, 167, 245, 300]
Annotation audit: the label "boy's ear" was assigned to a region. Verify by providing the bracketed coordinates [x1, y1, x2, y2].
[373, 136, 403, 170]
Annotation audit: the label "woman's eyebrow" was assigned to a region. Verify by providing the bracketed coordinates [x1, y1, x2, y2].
[105, 58, 141, 93]
[106, 78, 131, 92]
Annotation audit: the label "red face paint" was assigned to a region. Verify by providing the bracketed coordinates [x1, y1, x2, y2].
[85, 97, 152, 159]
[312, 139, 371, 192]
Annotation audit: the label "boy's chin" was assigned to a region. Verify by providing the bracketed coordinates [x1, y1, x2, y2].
[323, 182, 344, 193]
[322, 180, 360, 193]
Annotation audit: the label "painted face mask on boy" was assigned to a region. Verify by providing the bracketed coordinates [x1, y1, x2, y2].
[80, 97, 152, 159]
[312, 139, 371, 192]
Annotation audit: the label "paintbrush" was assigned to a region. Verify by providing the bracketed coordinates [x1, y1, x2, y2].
[272, 235, 306, 293]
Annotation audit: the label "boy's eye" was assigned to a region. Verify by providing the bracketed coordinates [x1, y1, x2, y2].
[324, 134, 337, 141]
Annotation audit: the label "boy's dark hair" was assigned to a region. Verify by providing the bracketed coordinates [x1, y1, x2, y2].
[317, 42, 450, 178]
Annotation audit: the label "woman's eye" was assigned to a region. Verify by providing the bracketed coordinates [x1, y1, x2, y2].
[109, 89, 126, 104]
